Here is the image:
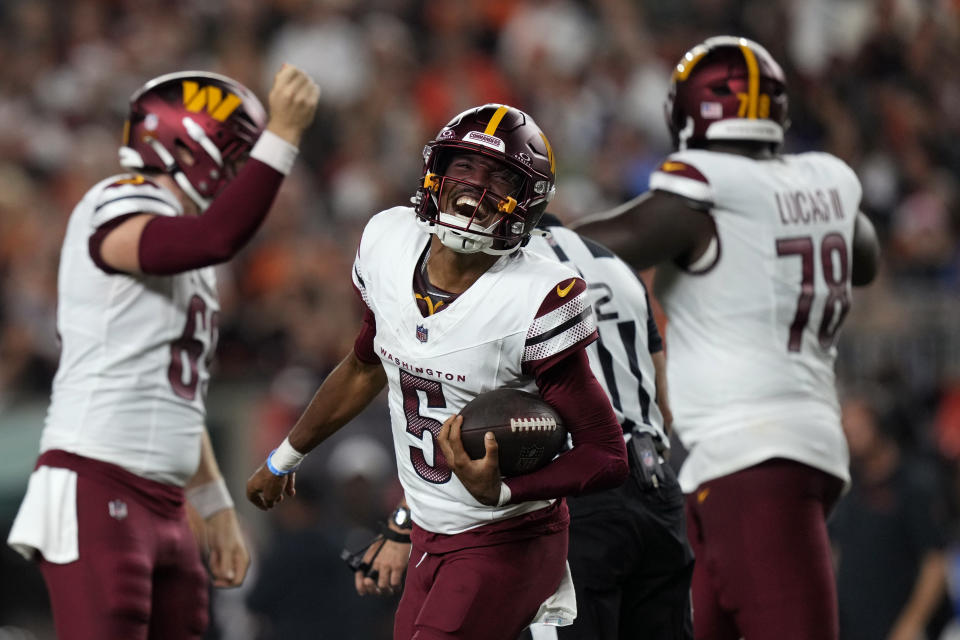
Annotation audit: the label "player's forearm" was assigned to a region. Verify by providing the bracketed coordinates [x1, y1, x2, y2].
[506, 354, 627, 503]
[188, 429, 224, 488]
[388, 496, 412, 534]
[896, 551, 947, 629]
[574, 191, 710, 271]
[651, 350, 672, 437]
[186, 429, 235, 519]
[139, 133, 296, 274]
[574, 210, 654, 269]
[286, 351, 386, 454]
[504, 432, 627, 503]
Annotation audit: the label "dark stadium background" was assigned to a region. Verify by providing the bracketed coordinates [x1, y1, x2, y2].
[1, 0, 958, 638]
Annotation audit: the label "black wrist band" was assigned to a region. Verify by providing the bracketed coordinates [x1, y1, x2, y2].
[380, 522, 411, 543]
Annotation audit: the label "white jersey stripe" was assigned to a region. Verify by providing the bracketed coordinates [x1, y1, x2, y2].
[92, 195, 179, 223]
[352, 258, 371, 307]
[525, 291, 591, 343]
[95, 194, 178, 213]
[526, 308, 593, 347]
[522, 312, 596, 363]
[91, 181, 180, 228]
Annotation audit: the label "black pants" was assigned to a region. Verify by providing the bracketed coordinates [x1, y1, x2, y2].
[558, 440, 694, 640]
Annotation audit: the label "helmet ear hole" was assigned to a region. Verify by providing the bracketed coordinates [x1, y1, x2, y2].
[173, 140, 196, 167]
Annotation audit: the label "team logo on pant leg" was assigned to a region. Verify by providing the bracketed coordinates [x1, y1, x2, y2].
[108, 499, 128, 520]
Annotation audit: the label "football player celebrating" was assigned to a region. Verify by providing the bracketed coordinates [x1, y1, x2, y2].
[354, 214, 695, 640]
[7, 65, 319, 640]
[575, 36, 880, 640]
[247, 104, 629, 640]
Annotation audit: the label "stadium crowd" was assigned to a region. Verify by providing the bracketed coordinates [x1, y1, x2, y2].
[0, 0, 958, 638]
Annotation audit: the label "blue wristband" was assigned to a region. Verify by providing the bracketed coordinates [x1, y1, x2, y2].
[266, 449, 297, 476]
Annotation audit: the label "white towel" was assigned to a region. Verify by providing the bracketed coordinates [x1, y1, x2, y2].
[529, 623, 560, 639]
[530, 561, 577, 627]
[7, 466, 79, 564]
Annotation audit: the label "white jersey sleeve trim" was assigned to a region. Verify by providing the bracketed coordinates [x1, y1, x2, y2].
[649, 172, 713, 204]
[523, 290, 596, 363]
[91, 181, 180, 229]
[352, 252, 371, 306]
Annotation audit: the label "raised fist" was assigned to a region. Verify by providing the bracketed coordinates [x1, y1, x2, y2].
[265, 64, 321, 147]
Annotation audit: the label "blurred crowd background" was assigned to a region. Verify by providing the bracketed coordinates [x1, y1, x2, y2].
[0, 0, 959, 638]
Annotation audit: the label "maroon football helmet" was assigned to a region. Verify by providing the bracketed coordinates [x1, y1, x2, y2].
[119, 71, 267, 210]
[665, 36, 788, 150]
[414, 104, 556, 255]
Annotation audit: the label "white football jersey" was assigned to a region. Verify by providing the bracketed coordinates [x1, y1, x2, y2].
[527, 225, 666, 445]
[353, 207, 596, 535]
[649, 150, 861, 492]
[39, 175, 219, 486]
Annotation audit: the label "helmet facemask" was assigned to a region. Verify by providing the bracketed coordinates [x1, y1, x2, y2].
[414, 104, 556, 256]
[424, 171, 528, 255]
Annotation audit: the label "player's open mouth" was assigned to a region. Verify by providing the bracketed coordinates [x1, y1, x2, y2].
[452, 194, 490, 220]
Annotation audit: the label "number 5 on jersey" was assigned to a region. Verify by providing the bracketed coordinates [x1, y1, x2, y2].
[400, 371, 452, 483]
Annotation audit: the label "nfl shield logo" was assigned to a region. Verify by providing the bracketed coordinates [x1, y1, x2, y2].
[641, 448, 656, 469]
[416, 325, 428, 343]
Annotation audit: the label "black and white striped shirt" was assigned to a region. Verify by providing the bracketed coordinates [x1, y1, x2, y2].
[529, 218, 666, 446]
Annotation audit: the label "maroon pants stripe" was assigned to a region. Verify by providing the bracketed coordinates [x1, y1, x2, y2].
[37, 453, 208, 640]
[395, 526, 568, 640]
[685, 459, 844, 640]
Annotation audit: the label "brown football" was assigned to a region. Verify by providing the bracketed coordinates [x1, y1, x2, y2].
[459, 388, 566, 477]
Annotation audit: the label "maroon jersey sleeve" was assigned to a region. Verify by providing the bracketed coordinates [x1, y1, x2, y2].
[137, 158, 284, 274]
[504, 348, 628, 503]
[522, 277, 598, 377]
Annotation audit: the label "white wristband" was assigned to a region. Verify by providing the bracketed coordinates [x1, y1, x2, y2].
[267, 437, 306, 476]
[186, 477, 234, 519]
[250, 130, 299, 175]
[497, 482, 512, 507]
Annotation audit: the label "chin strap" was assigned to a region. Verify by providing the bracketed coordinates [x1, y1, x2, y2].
[434, 211, 523, 256]
[677, 116, 695, 151]
[418, 183, 525, 256]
